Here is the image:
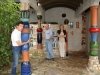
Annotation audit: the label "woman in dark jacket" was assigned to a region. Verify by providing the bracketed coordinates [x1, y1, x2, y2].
[57, 25, 68, 59]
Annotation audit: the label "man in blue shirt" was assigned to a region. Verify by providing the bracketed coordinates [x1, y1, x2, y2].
[44, 24, 54, 60]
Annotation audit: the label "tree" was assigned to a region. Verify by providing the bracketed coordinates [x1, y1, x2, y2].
[0, 0, 20, 70]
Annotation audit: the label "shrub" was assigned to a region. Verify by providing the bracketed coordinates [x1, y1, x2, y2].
[0, 0, 20, 70]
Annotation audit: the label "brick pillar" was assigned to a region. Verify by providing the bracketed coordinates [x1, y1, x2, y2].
[88, 6, 100, 71]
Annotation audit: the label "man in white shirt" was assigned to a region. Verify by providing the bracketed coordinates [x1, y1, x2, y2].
[11, 21, 30, 75]
[44, 24, 54, 60]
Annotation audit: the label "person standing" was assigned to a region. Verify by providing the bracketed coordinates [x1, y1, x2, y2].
[44, 24, 54, 60]
[11, 21, 30, 75]
[57, 25, 68, 59]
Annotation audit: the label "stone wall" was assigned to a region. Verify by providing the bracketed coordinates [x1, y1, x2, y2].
[29, 7, 83, 51]
[45, 7, 78, 24]
[45, 7, 83, 51]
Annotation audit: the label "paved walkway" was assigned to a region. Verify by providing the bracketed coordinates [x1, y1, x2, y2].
[30, 50, 88, 75]
[1, 49, 100, 75]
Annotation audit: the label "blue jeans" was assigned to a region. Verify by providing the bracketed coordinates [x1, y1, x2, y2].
[45, 39, 54, 59]
[11, 46, 22, 75]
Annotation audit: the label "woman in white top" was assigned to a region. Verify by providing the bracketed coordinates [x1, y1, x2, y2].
[57, 25, 68, 59]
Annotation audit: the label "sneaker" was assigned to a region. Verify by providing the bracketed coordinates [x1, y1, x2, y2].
[51, 58, 54, 61]
[66, 52, 68, 56]
[45, 58, 50, 60]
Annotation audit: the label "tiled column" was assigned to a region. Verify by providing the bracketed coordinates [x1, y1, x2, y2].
[20, 1, 31, 75]
[36, 15, 44, 58]
[89, 6, 100, 71]
[37, 15, 43, 49]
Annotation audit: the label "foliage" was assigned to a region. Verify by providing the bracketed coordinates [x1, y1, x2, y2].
[0, 0, 20, 70]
